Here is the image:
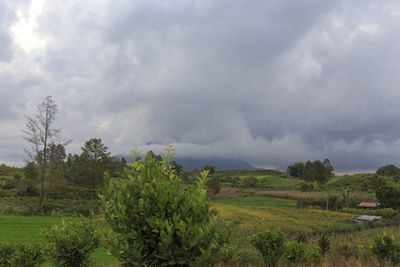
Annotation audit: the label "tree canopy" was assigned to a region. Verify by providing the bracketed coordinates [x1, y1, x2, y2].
[302, 159, 334, 187]
[287, 162, 305, 177]
[376, 164, 400, 176]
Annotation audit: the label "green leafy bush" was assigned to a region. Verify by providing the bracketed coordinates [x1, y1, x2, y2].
[0, 242, 43, 267]
[317, 234, 330, 256]
[250, 225, 285, 267]
[283, 240, 321, 265]
[0, 242, 15, 266]
[371, 231, 400, 264]
[334, 244, 357, 260]
[11, 243, 44, 266]
[101, 146, 230, 266]
[40, 217, 101, 267]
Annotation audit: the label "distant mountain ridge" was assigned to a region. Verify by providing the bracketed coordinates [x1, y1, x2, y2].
[174, 157, 257, 170]
[117, 154, 257, 170]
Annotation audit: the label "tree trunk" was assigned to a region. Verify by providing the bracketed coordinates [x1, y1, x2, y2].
[326, 175, 329, 211]
[39, 166, 45, 207]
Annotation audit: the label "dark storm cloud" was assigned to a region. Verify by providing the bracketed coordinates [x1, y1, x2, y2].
[1, 0, 400, 171]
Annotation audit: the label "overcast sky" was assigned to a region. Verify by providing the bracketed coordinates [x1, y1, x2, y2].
[1, 0, 400, 171]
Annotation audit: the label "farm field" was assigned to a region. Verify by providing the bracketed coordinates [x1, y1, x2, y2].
[213, 203, 357, 231]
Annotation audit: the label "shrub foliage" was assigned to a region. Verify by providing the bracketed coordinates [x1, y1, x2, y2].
[0, 242, 44, 267]
[40, 217, 100, 267]
[250, 225, 285, 267]
[101, 146, 229, 266]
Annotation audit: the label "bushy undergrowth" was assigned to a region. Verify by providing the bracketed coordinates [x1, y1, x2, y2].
[0, 197, 100, 216]
[0, 242, 44, 266]
[283, 240, 321, 265]
[250, 225, 322, 266]
[40, 216, 101, 267]
[371, 231, 400, 264]
[250, 225, 285, 267]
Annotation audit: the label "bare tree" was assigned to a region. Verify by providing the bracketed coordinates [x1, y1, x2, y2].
[23, 96, 69, 207]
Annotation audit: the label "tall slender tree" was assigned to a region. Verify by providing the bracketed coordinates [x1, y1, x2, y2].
[323, 158, 334, 210]
[23, 96, 70, 207]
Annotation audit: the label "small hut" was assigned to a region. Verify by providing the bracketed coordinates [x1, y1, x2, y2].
[357, 202, 380, 209]
[355, 215, 383, 223]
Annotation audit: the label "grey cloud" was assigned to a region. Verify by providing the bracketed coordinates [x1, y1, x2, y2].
[0, 1, 14, 62]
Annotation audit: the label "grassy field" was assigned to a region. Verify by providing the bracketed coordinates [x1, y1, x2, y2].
[262, 175, 301, 187]
[0, 215, 118, 266]
[213, 196, 297, 207]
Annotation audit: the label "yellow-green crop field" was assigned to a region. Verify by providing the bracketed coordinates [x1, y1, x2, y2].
[213, 203, 357, 232]
[255, 190, 376, 202]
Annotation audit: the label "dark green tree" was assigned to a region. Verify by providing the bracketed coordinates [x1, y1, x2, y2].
[287, 162, 305, 177]
[303, 160, 332, 188]
[376, 164, 400, 176]
[48, 143, 67, 198]
[323, 158, 334, 210]
[170, 160, 183, 176]
[376, 183, 400, 209]
[206, 176, 221, 195]
[203, 165, 215, 175]
[79, 138, 111, 196]
[23, 162, 39, 196]
[146, 150, 162, 161]
[65, 153, 73, 169]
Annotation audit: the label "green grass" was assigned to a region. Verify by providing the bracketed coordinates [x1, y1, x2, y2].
[234, 175, 302, 188]
[0, 215, 76, 242]
[213, 196, 297, 207]
[0, 215, 118, 265]
[263, 175, 301, 187]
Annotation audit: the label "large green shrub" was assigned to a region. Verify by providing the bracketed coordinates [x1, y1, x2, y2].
[101, 146, 230, 266]
[40, 217, 101, 267]
[250, 225, 285, 267]
[283, 240, 321, 265]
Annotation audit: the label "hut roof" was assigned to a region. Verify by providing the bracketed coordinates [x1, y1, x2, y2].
[356, 215, 383, 222]
[357, 202, 380, 208]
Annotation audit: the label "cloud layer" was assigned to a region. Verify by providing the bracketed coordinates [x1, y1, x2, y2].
[1, 0, 400, 171]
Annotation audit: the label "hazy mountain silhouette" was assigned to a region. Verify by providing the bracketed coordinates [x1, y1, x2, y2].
[117, 155, 257, 170]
